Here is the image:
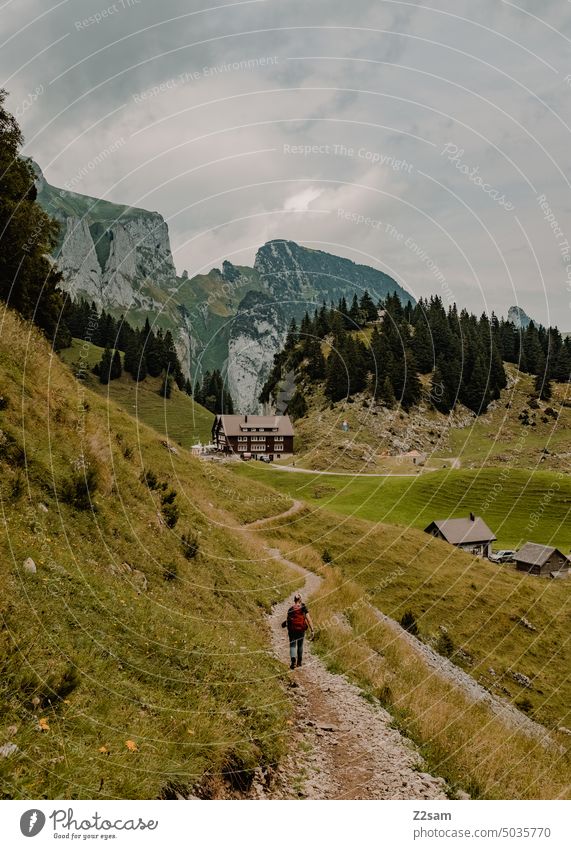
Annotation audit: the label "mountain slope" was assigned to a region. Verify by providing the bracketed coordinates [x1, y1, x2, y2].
[0, 307, 299, 799]
[32, 163, 414, 411]
[255, 239, 413, 311]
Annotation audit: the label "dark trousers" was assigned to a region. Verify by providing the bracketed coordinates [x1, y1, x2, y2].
[289, 632, 305, 664]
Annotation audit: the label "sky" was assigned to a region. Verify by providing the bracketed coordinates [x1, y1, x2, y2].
[2, 0, 571, 326]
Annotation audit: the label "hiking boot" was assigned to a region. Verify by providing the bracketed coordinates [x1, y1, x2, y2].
[296, 659, 302, 668]
[290, 659, 296, 670]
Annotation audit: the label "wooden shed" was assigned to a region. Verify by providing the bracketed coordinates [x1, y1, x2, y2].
[424, 513, 496, 558]
[514, 543, 570, 577]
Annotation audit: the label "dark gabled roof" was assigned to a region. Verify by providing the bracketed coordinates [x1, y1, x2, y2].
[515, 542, 569, 567]
[425, 516, 496, 545]
[213, 414, 294, 436]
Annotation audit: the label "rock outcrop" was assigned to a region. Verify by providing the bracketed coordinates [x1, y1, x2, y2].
[32, 163, 414, 412]
[507, 305, 533, 329]
[226, 291, 286, 413]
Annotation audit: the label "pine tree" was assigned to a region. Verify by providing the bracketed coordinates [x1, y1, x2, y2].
[379, 375, 396, 408]
[324, 351, 347, 402]
[287, 390, 308, 420]
[399, 351, 422, 411]
[110, 349, 122, 380]
[98, 347, 113, 385]
[360, 290, 377, 323]
[411, 319, 434, 373]
[534, 355, 552, 400]
[461, 352, 490, 413]
[0, 90, 67, 345]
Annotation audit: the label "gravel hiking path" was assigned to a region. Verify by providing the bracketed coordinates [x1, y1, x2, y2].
[250, 546, 449, 800]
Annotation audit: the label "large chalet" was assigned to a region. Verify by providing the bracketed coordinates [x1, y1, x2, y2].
[211, 414, 294, 460]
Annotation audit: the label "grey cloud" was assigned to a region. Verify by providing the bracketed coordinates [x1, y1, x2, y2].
[2, 0, 571, 325]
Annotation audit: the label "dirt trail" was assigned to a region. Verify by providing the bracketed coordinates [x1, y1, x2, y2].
[251, 546, 449, 800]
[246, 499, 305, 528]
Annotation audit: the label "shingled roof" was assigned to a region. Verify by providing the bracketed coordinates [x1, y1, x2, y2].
[425, 516, 496, 545]
[515, 542, 569, 567]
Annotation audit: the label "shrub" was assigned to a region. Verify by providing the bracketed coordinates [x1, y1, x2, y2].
[181, 531, 199, 560]
[400, 610, 419, 636]
[122, 445, 133, 460]
[0, 393, 9, 411]
[161, 488, 177, 506]
[0, 429, 26, 466]
[9, 471, 24, 499]
[162, 502, 180, 529]
[516, 697, 534, 715]
[436, 630, 455, 658]
[60, 465, 98, 510]
[141, 469, 159, 490]
[322, 549, 333, 564]
[163, 562, 178, 581]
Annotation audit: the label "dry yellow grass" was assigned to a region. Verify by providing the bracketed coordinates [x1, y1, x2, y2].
[307, 566, 571, 799]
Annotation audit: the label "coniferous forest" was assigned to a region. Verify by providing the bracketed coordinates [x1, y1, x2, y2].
[260, 291, 571, 416]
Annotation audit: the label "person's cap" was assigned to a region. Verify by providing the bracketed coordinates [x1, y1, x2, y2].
[294, 593, 302, 602]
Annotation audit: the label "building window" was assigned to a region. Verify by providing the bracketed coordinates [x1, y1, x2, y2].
[275, 436, 284, 442]
[275, 444, 284, 451]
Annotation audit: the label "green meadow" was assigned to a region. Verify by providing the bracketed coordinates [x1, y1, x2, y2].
[232, 464, 571, 552]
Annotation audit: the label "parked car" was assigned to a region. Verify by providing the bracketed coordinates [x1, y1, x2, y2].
[489, 549, 516, 563]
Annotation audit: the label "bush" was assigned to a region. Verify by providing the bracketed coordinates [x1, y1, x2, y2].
[400, 610, 419, 636]
[60, 465, 98, 510]
[162, 502, 180, 529]
[122, 445, 133, 460]
[0, 393, 9, 411]
[163, 562, 178, 581]
[161, 488, 177, 506]
[436, 630, 455, 658]
[141, 469, 159, 490]
[516, 697, 534, 715]
[322, 549, 333, 564]
[181, 531, 199, 560]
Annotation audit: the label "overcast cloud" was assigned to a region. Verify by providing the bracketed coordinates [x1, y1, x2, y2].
[2, 0, 571, 325]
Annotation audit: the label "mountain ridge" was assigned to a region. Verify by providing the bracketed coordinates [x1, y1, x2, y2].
[31, 162, 413, 411]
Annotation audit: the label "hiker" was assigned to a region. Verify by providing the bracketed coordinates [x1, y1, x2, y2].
[282, 592, 314, 669]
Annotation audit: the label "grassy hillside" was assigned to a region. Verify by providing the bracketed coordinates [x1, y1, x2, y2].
[284, 365, 571, 474]
[0, 309, 298, 799]
[59, 339, 213, 447]
[233, 464, 571, 552]
[258, 508, 571, 731]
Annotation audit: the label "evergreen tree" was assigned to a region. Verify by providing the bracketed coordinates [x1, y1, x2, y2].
[287, 390, 308, 420]
[110, 349, 122, 380]
[378, 374, 396, 408]
[0, 90, 68, 346]
[534, 355, 552, 400]
[460, 351, 490, 413]
[411, 318, 434, 373]
[324, 350, 347, 402]
[97, 347, 113, 385]
[360, 290, 377, 323]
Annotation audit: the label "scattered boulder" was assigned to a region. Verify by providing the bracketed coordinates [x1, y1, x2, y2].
[131, 569, 148, 593]
[161, 440, 179, 455]
[519, 617, 537, 632]
[511, 671, 532, 689]
[22, 557, 36, 574]
[557, 727, 571, 736]
[37, 502, 48, 513]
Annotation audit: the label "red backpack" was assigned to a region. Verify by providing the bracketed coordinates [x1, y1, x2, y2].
[288, 604, 308, 632]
